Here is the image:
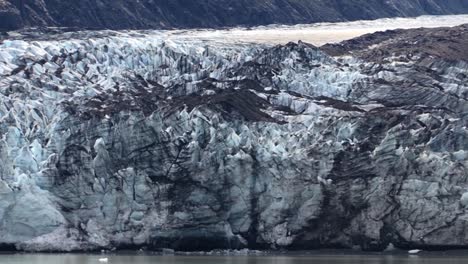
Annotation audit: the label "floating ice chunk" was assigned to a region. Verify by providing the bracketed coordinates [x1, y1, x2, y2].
[408, 249, 422, 254]
[162, 248, 175, 255]
[384, 243, 396, 251]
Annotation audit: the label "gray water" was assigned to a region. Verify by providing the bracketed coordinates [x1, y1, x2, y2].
[1, 254, 468, 264]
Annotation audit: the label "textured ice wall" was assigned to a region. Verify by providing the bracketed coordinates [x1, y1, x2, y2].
[0, 28, 467, 251]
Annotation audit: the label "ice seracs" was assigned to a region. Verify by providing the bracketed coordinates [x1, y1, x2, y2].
[460, 192, 468, 207]
[0, 25, 467, 252]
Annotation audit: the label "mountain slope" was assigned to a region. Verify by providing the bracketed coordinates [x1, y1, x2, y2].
[1, 0, 468, 30]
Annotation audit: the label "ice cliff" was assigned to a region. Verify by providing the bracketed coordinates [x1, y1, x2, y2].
[0, 25, 468, 251]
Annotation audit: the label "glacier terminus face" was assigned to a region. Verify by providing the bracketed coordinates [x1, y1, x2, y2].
[0, 20, 468, 252]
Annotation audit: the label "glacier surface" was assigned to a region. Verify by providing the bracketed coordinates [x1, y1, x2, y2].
[0, 24, 467, 251]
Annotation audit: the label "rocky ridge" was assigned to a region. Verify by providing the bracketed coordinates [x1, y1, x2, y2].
[322, 24, 468, 62]
[0, 25, 467, 251]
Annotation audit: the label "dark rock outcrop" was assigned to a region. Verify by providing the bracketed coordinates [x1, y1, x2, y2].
[322, 23, 468, 62]
[1, 0, 468, 31]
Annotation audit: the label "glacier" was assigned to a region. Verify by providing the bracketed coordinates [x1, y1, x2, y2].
[0, 24, 467, 251]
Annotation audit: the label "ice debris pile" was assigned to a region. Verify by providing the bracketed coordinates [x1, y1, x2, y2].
[0, 28, 467, 251]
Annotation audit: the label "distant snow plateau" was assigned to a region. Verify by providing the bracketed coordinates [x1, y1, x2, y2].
[166, 14, 468, 46]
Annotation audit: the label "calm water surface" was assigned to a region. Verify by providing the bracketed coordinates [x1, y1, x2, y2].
[1, 254, 468, 264]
